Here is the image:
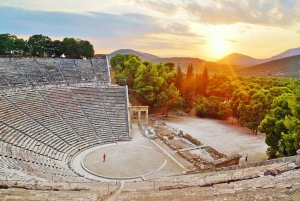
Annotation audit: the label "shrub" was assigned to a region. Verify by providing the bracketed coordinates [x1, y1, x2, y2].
[266, 147, 277, 159]
[196, 104, 206, 118]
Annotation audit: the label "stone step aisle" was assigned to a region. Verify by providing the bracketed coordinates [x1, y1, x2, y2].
[105, 181, 125, 201]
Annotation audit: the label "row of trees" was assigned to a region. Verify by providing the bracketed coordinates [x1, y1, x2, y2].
[192, 73, 300, 158]
[110, 53, 300, 158]
[0, 33, 94, 58]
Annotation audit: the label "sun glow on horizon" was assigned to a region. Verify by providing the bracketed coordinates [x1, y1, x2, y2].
[213, 39, 226, 52]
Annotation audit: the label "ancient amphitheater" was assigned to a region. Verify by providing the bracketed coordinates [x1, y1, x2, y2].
[0, 56, 299, 200]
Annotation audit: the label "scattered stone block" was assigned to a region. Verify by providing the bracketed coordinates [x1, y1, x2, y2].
[262, 184, 275, 189]
[159, 186, 172, 190]
[171, 184, 185, 189]
[253, 184, 262, 189]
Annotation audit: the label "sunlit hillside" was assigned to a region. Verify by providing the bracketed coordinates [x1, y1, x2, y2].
[237, 54, 300, 78]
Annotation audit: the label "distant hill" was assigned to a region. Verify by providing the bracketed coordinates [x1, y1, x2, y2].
[216, 53, 266, 67]
[236, 54, 300, 78]
[268, 47, 300, 61]
[217, 47, 300, 67]
[108, 49, 159, 61]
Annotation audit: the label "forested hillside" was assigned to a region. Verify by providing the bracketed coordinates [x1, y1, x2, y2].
[237, 55, 300, 78]
[110, 53, 300, 159]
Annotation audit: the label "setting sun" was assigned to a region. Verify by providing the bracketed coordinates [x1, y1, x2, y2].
[213, 40, 226, 52]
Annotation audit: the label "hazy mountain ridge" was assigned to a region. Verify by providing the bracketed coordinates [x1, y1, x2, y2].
[217, 47, 300, 67]
[108, 49, 159, 61]
[237, 54, 300, 78]
[216, 53, 267, 67]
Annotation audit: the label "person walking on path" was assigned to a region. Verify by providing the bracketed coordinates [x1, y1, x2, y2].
[245, 154, 248, 162]
[103, 154, 106, 162]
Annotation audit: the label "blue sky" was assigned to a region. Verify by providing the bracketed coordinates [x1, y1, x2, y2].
[1, 0, 300, 60]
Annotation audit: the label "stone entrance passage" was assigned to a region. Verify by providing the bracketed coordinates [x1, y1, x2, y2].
[129, 106, 149, 125]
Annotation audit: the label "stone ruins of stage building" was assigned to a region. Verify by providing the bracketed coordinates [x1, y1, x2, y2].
[129, 106, 149, 125]
[210, 154, 242, 169]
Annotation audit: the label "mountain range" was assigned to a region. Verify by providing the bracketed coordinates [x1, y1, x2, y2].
[217, 47, 300, 67]
[107, 48, 300, 78]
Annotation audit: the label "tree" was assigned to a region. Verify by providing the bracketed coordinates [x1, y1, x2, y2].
[206, 73, 233, 100]
[201, 67, 209, 96]
[125, 56, 143, 88]
[174, 65, 184, 93]
[164, 62, 175, 71]
[0, 33, 26, 55]
[59, 37, 94, 59]
[181, 63, 196, 108]
[27, 34, 52, 57]
[196, 104, 207, 118]
[50, 40, 62, 56]
[60, 37, 77, 58]
[77, 40, 94, 58]
[218, 102, 232, 120]
[134, 65, 164, 105]
[110, 54, 126, 69]
[155, 83, 181, 116]
[259, 92, 293, 157]
[282, 90, 300, 155]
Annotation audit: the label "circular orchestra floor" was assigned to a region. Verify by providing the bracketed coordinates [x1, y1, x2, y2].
[82, 144, 166, 179]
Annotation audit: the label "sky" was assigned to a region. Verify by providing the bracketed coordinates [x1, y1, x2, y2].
[1, 0, 300, 61]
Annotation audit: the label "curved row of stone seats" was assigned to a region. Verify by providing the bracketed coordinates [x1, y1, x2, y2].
[91, 59, 110, 82]
[0, 167, 117, 200]
[149, 157, 297, 186]
[0, 142, 75, 176]
[119, 160, 299, 200]
[97, 87, 129, 139]
[0, 188, 100, 201]
[71, 86, 129, 142]
[118, 169, 300, 200]
[12, 59, 49, 85]
[0, 117, 69, 162]
[34, 59, 66, 84]
[75, 60, 96, 81]
[0, 60, 25, 86]
[0, 99, 74, 159]
[58, 59, 82, 84]
[0, 84, 130, 180]
[39, 87, 102, 145]
[0, 57, 110, 88]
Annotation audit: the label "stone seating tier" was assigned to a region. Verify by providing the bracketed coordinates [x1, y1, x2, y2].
[0, 84, 130, 181]
[119, 160, 300, 200]
[0, 58, 110, 88]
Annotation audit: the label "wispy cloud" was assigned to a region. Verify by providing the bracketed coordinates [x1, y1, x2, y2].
[0, 6, 195, 38]
[188, 0, 300, 26]
[133, 0, 180, 15]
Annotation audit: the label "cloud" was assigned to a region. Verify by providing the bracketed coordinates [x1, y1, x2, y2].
[185, 0, 300, 26]
[225, 39, 237, 43]
[132, 0, 300, 27]
[0, 3, 9, 6]
[0, 6, 195, 38]
[132, 0, 180, 15]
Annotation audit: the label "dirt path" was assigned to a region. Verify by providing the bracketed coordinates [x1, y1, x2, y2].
[152, 114, 268, 164]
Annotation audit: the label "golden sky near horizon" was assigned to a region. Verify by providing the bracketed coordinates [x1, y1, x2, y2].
[1, 0, 300, 61]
